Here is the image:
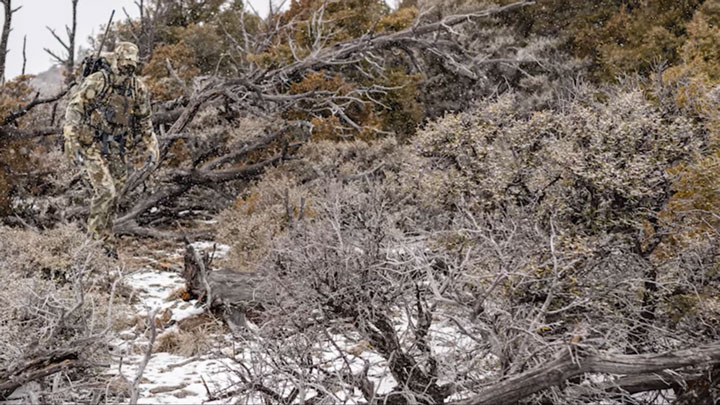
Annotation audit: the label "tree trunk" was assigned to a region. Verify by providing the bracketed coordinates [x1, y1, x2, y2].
[65, 0, 78, 84]
[0, 0, 13, 83]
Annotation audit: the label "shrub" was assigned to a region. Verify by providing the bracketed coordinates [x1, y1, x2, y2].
[142, 42, 201, 101]
[0, 223, 132, 402]
[215, 82, 719, 402]
[216, 137, 398, 270]
[405, 89, 701, 231]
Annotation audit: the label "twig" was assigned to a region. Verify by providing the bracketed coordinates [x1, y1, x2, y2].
[21, 34, 26, 75]
[1, 86, 70, 126]
[164, 58, 189, 95]
[129, 308, 158, 405]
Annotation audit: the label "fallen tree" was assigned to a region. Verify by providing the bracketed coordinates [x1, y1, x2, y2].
[452, 344, 720, 405]
[0, 341, 93, 399]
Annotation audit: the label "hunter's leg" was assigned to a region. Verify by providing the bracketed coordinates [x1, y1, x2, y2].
[82, 145, 118, 244]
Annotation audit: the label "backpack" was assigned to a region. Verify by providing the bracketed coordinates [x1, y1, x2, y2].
[78, 53, 140, 156]
[80, 55, 113, 79]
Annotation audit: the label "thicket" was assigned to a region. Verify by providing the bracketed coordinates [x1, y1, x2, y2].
[214, 84, 719, 402]
[0, 224, 131, 402]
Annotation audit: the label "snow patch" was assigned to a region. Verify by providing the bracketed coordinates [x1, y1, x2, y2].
[188, 241, 231, 259]
[126, 270, 185, 312]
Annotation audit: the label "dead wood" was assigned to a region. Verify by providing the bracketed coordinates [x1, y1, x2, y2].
[0, 0, 21, 83]
[182, 242, 278, 330]
[0, 340, 95, 399]
[2, 87, 70, 126]
[451, 342, 720, 405]
[0, 125, 59, 139]
[43, 0, 77, 84]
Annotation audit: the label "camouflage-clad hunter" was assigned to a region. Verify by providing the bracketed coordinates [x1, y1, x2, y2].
[63, 42, 160, 255]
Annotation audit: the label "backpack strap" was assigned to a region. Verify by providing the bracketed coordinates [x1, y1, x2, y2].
[97, 70, 112, 104]
[85, 70, 112, 117]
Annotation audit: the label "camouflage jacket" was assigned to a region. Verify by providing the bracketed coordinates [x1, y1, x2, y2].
[64, 70, 158, 159]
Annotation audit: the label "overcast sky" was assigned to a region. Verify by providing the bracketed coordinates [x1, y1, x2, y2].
[3, 0, 275, 80]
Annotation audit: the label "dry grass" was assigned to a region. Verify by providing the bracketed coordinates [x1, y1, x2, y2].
[115, 313, 147, 331]
[153, 314, 223, 356]
[165, 286, 188, 302]
[0, 222, 134, 401]
[0, 222, 117, 277]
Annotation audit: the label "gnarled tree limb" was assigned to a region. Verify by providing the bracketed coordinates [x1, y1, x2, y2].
[453, 343, 720, 405]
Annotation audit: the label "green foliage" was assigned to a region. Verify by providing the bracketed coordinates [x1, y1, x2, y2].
[117, 0, 260, 100]
[170, 24, 226, 74]
[654, 2, 720, 287]
[375, 68, 424, 141]
[282, 0, 389, 43]
[248, 1, 423, 139]
[163, 0, 238, 27]
[503, 0, 701, 81]
[376, 6, 418, 32]
[663, 2, 720, 118]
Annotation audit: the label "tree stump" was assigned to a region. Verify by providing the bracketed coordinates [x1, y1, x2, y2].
[181, 242, 276, 331]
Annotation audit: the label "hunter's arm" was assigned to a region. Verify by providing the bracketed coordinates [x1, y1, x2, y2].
[63, 72, 106, 146]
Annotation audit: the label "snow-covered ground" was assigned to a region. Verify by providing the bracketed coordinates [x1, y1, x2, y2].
[106, 241, 241, 403]
[108, 240, 403, 403]
[106, 239, 488, 404]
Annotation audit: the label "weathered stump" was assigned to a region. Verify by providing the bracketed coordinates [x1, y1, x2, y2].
[181, 242, 276, 331]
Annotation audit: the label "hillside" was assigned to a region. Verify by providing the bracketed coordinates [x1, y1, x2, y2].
[1, 0, 720, 404]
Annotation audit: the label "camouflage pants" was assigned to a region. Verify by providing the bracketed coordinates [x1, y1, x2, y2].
[80, 138, 127, 244]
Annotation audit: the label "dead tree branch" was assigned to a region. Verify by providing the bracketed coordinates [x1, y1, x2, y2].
[20, 34, 25, 75]
[1, 86, 70, 126]
[212, 0, 536, 133]
[452, 343, 720, 405]
[43, 0, 78, 84]
[129, 308, 157, 405]
[0, 125, 60, 139]
[0, 347, 89, 397]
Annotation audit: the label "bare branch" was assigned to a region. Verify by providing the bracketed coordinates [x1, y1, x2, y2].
[1, 86, 70, 126]
[20, 34, 25, 75]
[43, 44, 62, 61]
[453, 343, 720, 405]
[0, 125, 60, 139]
[129, 308, 158, 405]
[45, 27, 70, 51]
[43, 0, 77, 83]
[164, 58, 189, 95]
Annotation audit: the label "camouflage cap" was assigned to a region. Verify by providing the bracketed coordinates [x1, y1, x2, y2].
[115, 42, 139, 69]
